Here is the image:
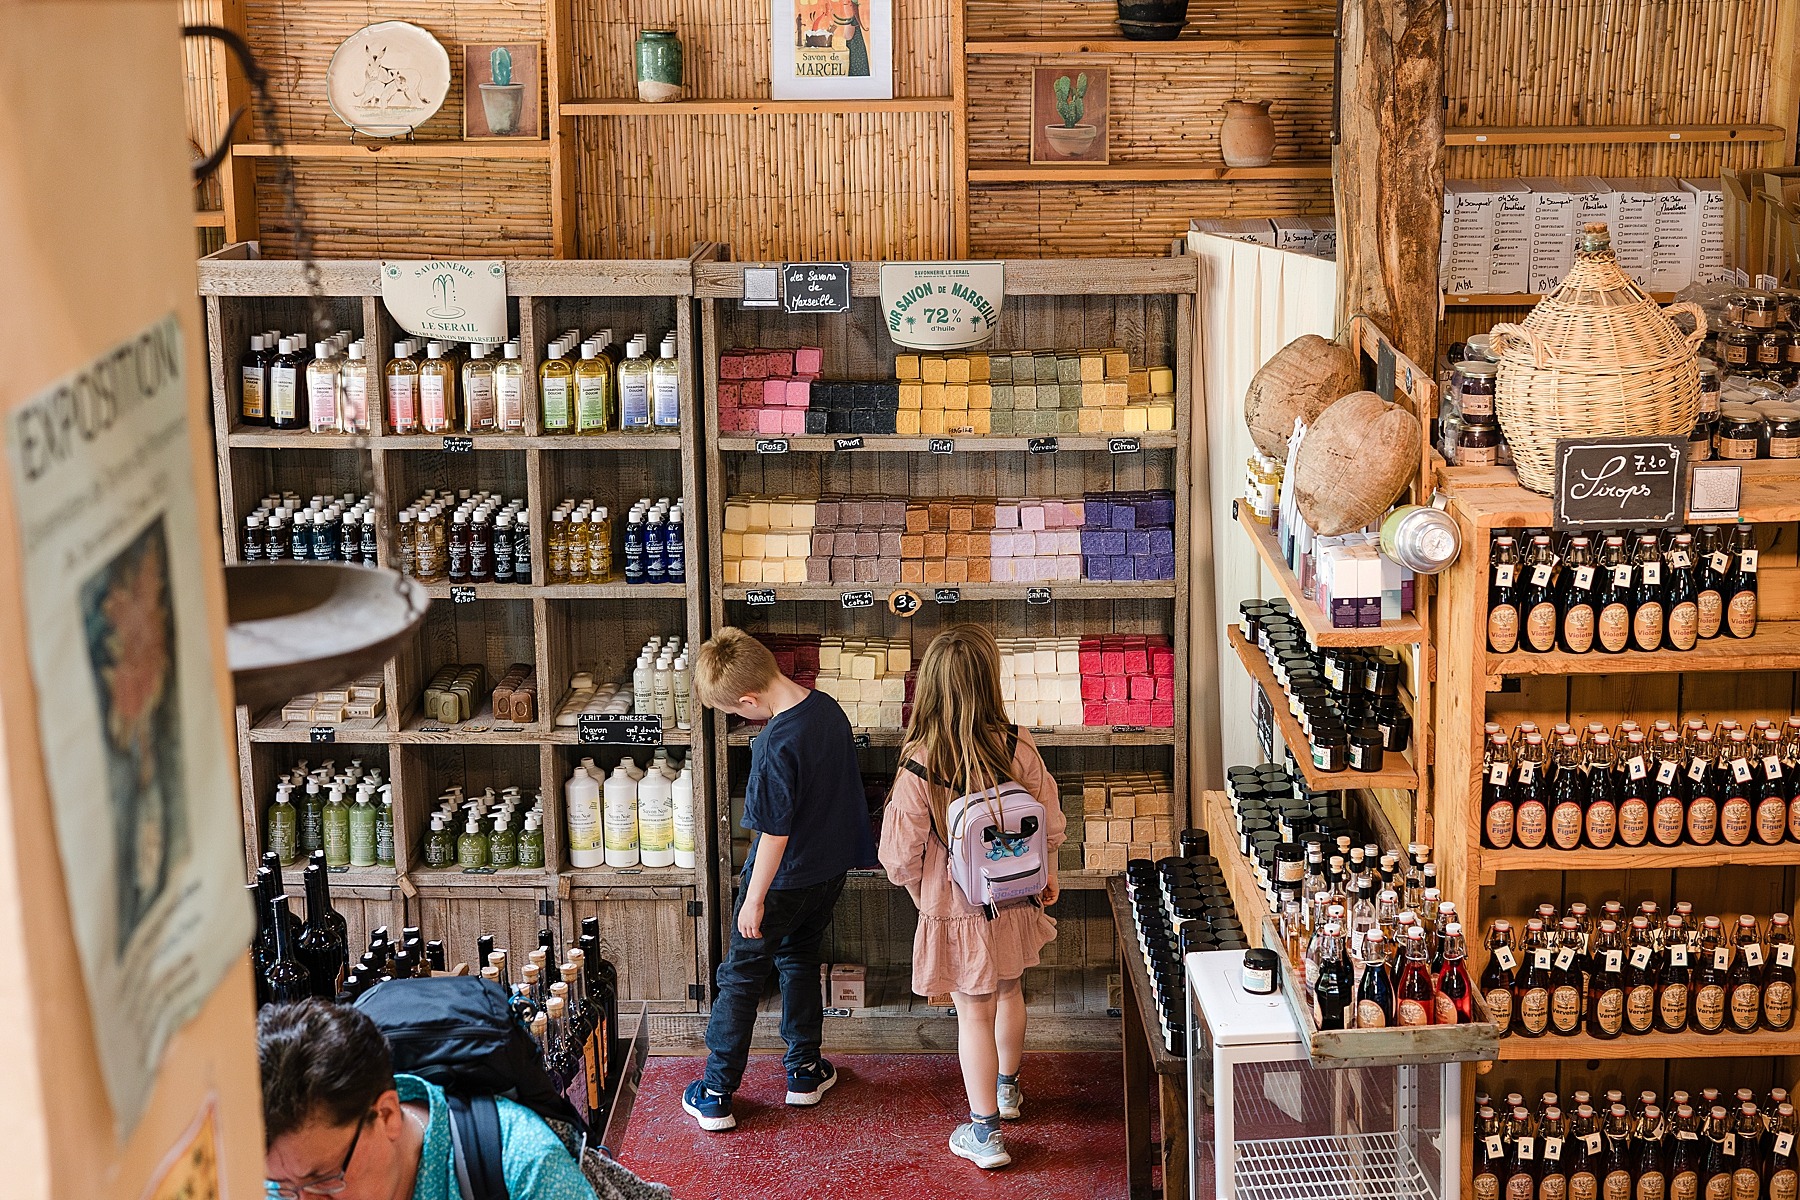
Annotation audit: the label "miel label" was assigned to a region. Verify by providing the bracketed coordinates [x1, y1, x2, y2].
[1654, 796, 1686, 845]
[1552, 984, 1583, 1032]
[1517, 803, 1549, 847]
[1720, 797, 1752, 845]
[1626, 984, 1656, 1031]
[1694, 982, 1726, 1030]
[1490, 605, 1521, 652]
[1527, 602, 1559, 651]
[1758, 797, 1788, 844]
[1398, 998, 1430, 1026]
[1597, 602, 1631, 650]
[1486, 987, 1514, 1027]
[1767, 980, 1794, 1028]
[1519, 986, 1550, 1033]
[1659, 982, 1689, 1026]
[1634, 602, 1666, 650]
[1668, 601, 1699, 649]
[1486, 800, 1516, 848]
[1619, 798, 1650, 845]
[1687, 797, 1718, 844]
[1564, 604, 1596, 652]
[1731, 982, 1761, 1030]
[1356, 999, 1387, 1028]
[1698, 590, 1723, 639]
[1729, 592, 1758, 636]
[1553, 802, 1585, 849]
[1586, 801, 1617, 847]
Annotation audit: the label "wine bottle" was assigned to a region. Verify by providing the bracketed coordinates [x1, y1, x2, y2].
[1437, 922, 1475, 1025]
[580, 917, 620, 1089]
[307, 851, 349, 970]
[1475, 1107, 1504, 1200]
[1482, 921, 1518, 1034]
[1522, 534, 1561, 653]
[1489, 536, 1524, 654]
[1725, 526, 1758, 639]
[1691, 916, 1729, 1035]
[297, 863, 347, 1000]
[264, 893, 313, 1004]
[1631, 533, 1668, 652]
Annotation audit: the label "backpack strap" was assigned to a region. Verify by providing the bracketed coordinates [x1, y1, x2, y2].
[902, 725, 1022, 794]
[447, 1093, 511, 1200]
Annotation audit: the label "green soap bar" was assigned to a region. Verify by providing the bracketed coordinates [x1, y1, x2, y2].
[1034, 354, 1058, 383]
[990, 383, 1013, 410]
[988, 355, 1013, 383]
[1056, 356, 1081, 384]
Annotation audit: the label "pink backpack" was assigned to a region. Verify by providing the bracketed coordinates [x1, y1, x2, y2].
[903, 728, 1049, 919]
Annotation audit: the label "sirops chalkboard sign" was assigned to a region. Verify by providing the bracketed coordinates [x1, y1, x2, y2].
[577, 713, 663, 746]
[781, 263, 852, 314]
[1552, 435, 1689, 531]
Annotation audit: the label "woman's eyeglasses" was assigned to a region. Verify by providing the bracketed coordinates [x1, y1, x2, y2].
[268, 1110, 371, 1198]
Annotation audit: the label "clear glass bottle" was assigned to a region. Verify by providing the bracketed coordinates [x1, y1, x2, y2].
[619, 336, 653, 431]
[241, 333, 272, 426]
[269, 337, 307, 431]
[495, 341, 526, 433]
[540, 341, 574, 433]
[575, 341, 615, 433]
[306, 341, 345, 433]
[463, 343, 497, 432]
[386, 340, 420, 434]
[420, 341, 457, 434]
[652, 334, 680, 430]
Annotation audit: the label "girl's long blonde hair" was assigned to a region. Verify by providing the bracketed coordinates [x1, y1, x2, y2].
[896, 624, 1018, 842]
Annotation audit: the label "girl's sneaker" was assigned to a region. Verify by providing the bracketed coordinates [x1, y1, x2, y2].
[682, 1081, 737, 1131]
[997, 1079, 1023, 1120]
[950, 1122, 1012, 1169]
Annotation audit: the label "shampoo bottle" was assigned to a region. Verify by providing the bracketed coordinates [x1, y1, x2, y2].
[603, 764, 641, 868]
[638, 768, 674, 868]
[267, 782, 299, 866]
[489, 814, 518, 870]
[299, 777, 325, 856]
[672, 766, 696, 869]
[375, 784, 395, 867]
[424, 815, 455, 868]
[348, 782, 378, 868]
[566, 765, 604, 869]
[652, 334, 680, 430]
[322, 782, 351, 869]
[518, 813, 545, 868]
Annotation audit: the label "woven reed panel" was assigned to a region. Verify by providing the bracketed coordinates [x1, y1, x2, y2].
[571, 0, 951, 99]
[968, 54, 1333, 164]
[1448, 141, 1771, 182]
[968, 181, 1333, 258]
[184, 0, 225, 212]
[253, 161, 554, 258]
[242, 0, 547, 142]
[577, 111, 952, 259]
[966, 0, 1334, 38]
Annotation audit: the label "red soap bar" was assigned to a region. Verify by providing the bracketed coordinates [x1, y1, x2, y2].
[1150, 645, 1175, 676]
[1129, 676, 1154, 700]
[1126, 701, 1153, 724]
[1083, 701, 1107, 726]
[721, 352, 748, 380]
[1105, 701, 1129, 724]
[1123, 648, 1148, 675]
[762, 378, 788, 406]
[1150, 702, 1175, 727]
[773, 650, 796, 674]
[1102, 649, 1125, 676]
[1104, 676, 1127, 701]
[795, 644, 821, 671]
[768, 349, 795, 376]
[718, 381, 740, 408]
[1080, 675, 1104, 700]
[1079, 649, 1102, 673]
[794, 346, 824, 375]
[1155, 676, 1174, 700]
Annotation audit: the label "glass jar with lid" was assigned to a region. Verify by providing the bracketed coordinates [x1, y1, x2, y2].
[1688, 416, 1716, 461]
[1457, 359, 1498, 421]
[1715, 404, 1765, 460]
[1458, 419, 1501, 467]
[1726, 293, 1750, 326]
[1698, 358, 1722, 417]
[1746, 291, 1782, 331]
[1720, 323, 1760, 372]
[1763, 404, 1800, 459]
[1759, 328, 1793, 382]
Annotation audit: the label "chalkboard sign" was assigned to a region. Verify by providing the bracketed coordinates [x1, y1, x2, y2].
[442, 436, 473, 453]
[745, 588, 777, 606]
[756, 438, 789, 454]
[841, 590, 875, 609]
[853, 733, 871, 748]
[1028, 436, 1058, 455]
[834, 436, 864, 451]
[577, 714, 663, 746]
[1108, 437, 1141, 455]
[781, 263, 852, 314]
[310, 726, 336, 743]
[934, 587, 961, 604]
[1552, 436, 1689, 531]
[450, 585, 477, 604]
[928, 438, 954, 454]
[888, 588, 921, 616]
[1025, 587, 1052, 605]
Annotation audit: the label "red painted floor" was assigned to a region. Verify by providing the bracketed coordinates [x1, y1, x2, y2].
[615, 1053, 1129, 1200]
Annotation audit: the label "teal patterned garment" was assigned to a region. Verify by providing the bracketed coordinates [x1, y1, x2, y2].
[396, 1074, 596, 1200]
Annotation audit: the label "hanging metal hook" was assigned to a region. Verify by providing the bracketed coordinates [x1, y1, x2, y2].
[182, 24, 265, 184]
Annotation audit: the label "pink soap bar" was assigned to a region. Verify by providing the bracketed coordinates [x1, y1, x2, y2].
[994, 504, 1020, 529]
[1126, 701, 1154, 725]
[720, 352, 749, 380]
[1056, 555, 1080, 581]
[1150, 702, 1175, 727]
[718, 381, 741, 408]
[1083, 701, 1107, 726]
[1064, 501, 1084, 525]
[794, 346, 824, 375]
[1080, 675, 1104, 700]
[1059, 530, 1082, 554]
[762, 378, 788, 406]
[1042, 500, 1066, 527]
[1150, 646, 1175, 676]
[785, 378, 811, 407]
[1104, 676, 1127, 701]
[991, 558, 1016, 582]
[781, 409, 807, 434]
[1105, 701, 1129, 724]
[1129, 676, 1155, 700]
[757, 408, 786, 434]
[1102, 649, 1125, 675]
[768, 349, 795, 376]
[1020, 504, 1046, 532]
[1155, 676, 1174, 700]
[1124, 648, 1148, 675]
[1079, 648, 1102, 673]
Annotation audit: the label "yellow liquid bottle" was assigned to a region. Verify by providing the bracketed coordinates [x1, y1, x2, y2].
[539, 342, 574, 434]
[547, 509, 569, 583]
[420, 342, 458, 434]
[566, 510, 591, 583]
[588, 506, 614, 581]
[575, 343, 615, 434]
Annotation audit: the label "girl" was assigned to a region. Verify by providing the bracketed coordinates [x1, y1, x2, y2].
[879, 625, 1064, 1169]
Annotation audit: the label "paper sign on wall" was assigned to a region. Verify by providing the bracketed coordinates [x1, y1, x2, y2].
[138, 1098, 221, 1200]
[381, 259, 509, 345]
[880, 262, 1005, 349]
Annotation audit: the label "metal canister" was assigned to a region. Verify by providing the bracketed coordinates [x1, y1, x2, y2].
[1380, 504, 1463, 574]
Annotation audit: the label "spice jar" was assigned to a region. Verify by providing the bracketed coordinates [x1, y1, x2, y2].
[1374, 697, 1411, 752]
[1457, 360, 1498, 420]
[1459, 419, 1501, 467]
[1721, 323, 1759, 371]
[1764, 405, 1800, 459]
[1716, 405, 1765, 460]
[1759, 328, 1792, 379]
[1747, 292, 1782, 331]
[1698, 358, 1721, 418]
[1688, 417, 1716, 462]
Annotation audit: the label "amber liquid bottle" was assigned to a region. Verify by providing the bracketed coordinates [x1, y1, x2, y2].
[1551, 733, 1588, 851]
[1484, 734, 1516, 849]
[1437, 922, 1475, 1025]
[1727, 914, 1764, 1035]
[1601, 1104, 1634, 1200]
[1732, 1104, 1764, 1200]
[1653, 731, 1690, 847]
[1506, 1107, 1541, 1200]
[1768, 1104, 1798, 1200]
[1560, 535, 1600, 654]
[1755, 728, 1788, 845]
[1695, 525, 1728, 640]
[1475, 1107, 1505, 1200]
[1516, 733, 1551, 850]
[1483, 920, 1518, 1035]
[1551, 917, 1586, 1037]
[1657, 917, 1692, 1034]
[1690, 916, 1729, 1035]
[1490, 536, 1524, 654]
[1724, 525, 1759, 640]
[1634, 1108, 1668, 1200]
[1631, 533, 1668, 652]
[1624, 916, 1659, 1036]
[1515, 919, 1553, 1037]
[1569, 1105, 1604, 1200]
[1665, 533, 1700, 651]
[1586, 732, 1621, 850]
[1618, 731, 1655, 847]
[1523, 534, 1562, 652]
[1766, 914, 1796, 1032]
[1540, 1106, 1571, 1200]
[1686, 731, 1720, 846]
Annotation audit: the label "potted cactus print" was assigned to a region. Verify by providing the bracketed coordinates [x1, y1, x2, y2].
[464, 42, 541, 138]
[1031, 67, 1110, 164]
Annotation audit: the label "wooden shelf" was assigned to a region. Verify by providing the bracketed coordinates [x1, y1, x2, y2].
[1236, 506, 1424, 646]
[722, 582, 1174, 602]
[1447, 291, 1675, 306]
[1497, 1028, 1800, 1060]
[562, 865, 698, 888]
[534, 583, 688, 600]
[1447, 123, 1787, 147]
[195, 210, 226, 228]
[233, 141, 553, 161]
[1478, 842, 1800, 881]
[1227, 627, 1420, 791]
[225, 429, 375, 449]
[726, 723, 1177, 747]
[418, 582, 536, 602]
[406, 867, 556, 888]
[845, 867, 1116, 891]
[278, 864, 398, 889]
[1447, 459, 1800, 527]
[965, 36, 1335, 56]
[564, 98, 954, 116]
[247, 713, 392, 744]
[1487, 622, 1800, 678]
[968, 160, 1332, 184]
[523, 433, 683, 450]
[714, 434, 1178, 453]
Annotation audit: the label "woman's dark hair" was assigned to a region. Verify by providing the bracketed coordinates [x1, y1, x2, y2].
[257, 1000, 395, 1144]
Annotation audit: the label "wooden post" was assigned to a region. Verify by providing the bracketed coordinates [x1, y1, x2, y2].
[1333, 0, 1446, 374]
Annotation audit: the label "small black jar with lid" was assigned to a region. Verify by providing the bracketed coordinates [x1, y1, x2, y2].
[1716, 405, 1765, 460]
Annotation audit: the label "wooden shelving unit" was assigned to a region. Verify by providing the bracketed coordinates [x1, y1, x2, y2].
[201, 243, 716, 1014]
[1445, 123, 1787, 147]
[964, 36, 1336, 56]
[966, 162, 1333, 184]
[1235, 505, 1424, 647]
[696, 251, 1196, 1051]
[1476, 842, 1800, 881]
[564, 98, 956, 117]
[232, 141, 554, 161]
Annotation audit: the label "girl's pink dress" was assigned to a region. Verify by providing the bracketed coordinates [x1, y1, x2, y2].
[878, 729, 1066, 997]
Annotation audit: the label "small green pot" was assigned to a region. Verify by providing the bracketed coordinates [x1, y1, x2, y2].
[636, 29, 683, 103]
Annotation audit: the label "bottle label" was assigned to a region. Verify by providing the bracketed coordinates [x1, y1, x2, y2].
[1659, 981, 1689, 1026]
[1731, 981, 1761, 1030]
[1720, 797, 1752, 845]
[241, 366, 266, 418]
[1398, 997, 1430, 1026]
[1564, 603, 1597, 652]
[1553, 801, 1585, 849]
[343, 373, 368, 432]
[1771, 1170, 1797, 1200]
[1356, 998, 1387, 1028]
[577, 376, 608, 430]
[1698, 589, 1724, 638]
[1520, 986, 1550, 1033]
[1694, 982, 1726, 1030]
[271, 366, 298, 420]
[1619, 797, 1650, 845]
[1542, 1175, 1568, 1200]
[1743, 549, 1760, 572]
[1574, 1172, 1599, 1200]
[1496, 946, 1519, 972]
[1527, 601, 1559, 650]
[1607, 1170, 1632, 1200]
[1638, 1174, 1666, 1200]
[1551, 983, 1582, 1031]
[466, 376, 496, 429]
[603, 803, 640, 853]
[1586, 801, 1618, 847]
[1728, 591, 1758, 637]
[1643, 561, 1663, 584]
[1599, 603, 1632, 651]
[621, 377, 651, 429]
[654, 374, 680, 427]
[1517, 801, 1548, 847]
[542, 376, 571, 427]
[1783, 943, 1797, 967]
[1634, 602, 1666, 651]
[1671, 1172, 1697, 1200]
[1790, 795, 1800, 842]
[1687, 797, 1718, 844]
[1485, 799, 1516, 848]
[1615, 564, 1635, 587]
[1490, 761, 1512, 786]
[1627, 983, 1656, 1031]
[1489, 604, 1521, 653]
[1532, 562, 1555, 586]
[1476, 1172, 1502, 1200]
[1486, 986, 1514, 1028]
[1512, 1176, 1540, 1200]
[1495, 563, 1516, 587]
[1668, 601, 1699, 649]
[497, 375, 524, 427]
[388, 375, 418, 427]
[1434, 992, 1460, 1024]
[1758, 796, 1788, 844]
[1733, 1169, 1760, 1200]
[421, 375, 447, 430]
[1594, 986, 1625, 1033]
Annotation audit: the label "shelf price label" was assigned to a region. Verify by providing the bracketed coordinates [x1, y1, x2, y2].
[834, 436, 864, 451]
[1028, 436, 1058, 455]
[934, 587, 961, 605]
[1025, 587, 1052, 605]
[888, 589, 922, 617]
[442, 435, 473, 453]
[309, 726, 336, 743]
[841, 590, 875, 610]
[1112, 725, 1147, 734]
[929, 438, 954, 455]
[745, 588, 777, 606]
[853, 733, 871, 748]
[577, 714, 663, 746]
[756, 438, 789, 454]
[1109, 437, 1141, 455]
[450, 585, 477, 604]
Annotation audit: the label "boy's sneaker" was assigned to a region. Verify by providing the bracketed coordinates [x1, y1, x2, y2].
[786, 1058, 838, 1106]
[950, 1121, 1012, 1169]
[997, 1079, 1023, 1120]
[682, 1081, 737, 1131]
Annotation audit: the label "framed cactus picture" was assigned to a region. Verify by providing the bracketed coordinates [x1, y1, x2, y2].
[462, 42, 542, 139]
[1030, 67, 1111, 166]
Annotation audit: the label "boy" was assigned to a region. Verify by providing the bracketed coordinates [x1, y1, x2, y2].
[683, 628, 876, 1132]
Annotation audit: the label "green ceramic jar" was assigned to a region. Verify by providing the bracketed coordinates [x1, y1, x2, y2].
[636, 29, 683, 103]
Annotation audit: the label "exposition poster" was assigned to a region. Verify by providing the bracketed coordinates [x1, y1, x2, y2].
[771, 0, 894, 100]
[5, 314, 247, 1136]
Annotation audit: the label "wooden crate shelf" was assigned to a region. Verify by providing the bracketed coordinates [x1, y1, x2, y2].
[715, 434, 1179, 454]
[234, 141, 554, 161]
[1446, 123, 1787, 146]
[1477, 842, 1800, 881]
[1226, 628, 1420, 791]
[1447, 291, 1677, 306]
[721, 583, 1176, 603]
[1485, 622, 1800, 678]
[725, 724, 1179, 748]
[1236, 505, 1425, 646]
[1496, 1029, 1800, 1061]
[964, 36, 1336, 56]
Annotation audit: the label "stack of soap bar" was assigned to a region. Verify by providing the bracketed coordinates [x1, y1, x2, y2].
[757, 634, 821, 688]
[989, 497, 1084, 582]
[717, 346, 905, 435]
[1080, 635, 1176, 727]
[1076, 770, 1178, 870]
[281, 675, 385, 724]
[811, 636, 915, 728]
[489, 664, 537, 724]
[892, 351, 993, 436]
[900, 498, 995, 585]
[721, 495, 818, 585]
[999, 637, 1085, 727]
[421, 664, 493, 724]
[896, 350, 1177, 436]
[807, 497, 906, 585]
[1080, 491, 1177, 581]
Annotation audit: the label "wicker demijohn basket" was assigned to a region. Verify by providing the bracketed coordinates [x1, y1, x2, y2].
[1489, 223, 1707, 494]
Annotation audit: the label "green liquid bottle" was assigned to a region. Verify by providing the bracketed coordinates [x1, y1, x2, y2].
[348, 783, 378, 867]
[424, 814, 455, 869]
[322, 783, 351, 869]
[458, 817, 489, 871]
[490, 814, 518, 870]
[518, 814, 545, 868]
[375, 785, 395, 867]
[539, 341, 573, 433]
[267, 781, 299, 866]
[299, 779, 325, 856]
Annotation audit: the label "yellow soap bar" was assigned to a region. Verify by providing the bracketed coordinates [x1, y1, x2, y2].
[1077, 408, 1104, 433]
[946, 357, 971, 384]
[1122, 405, 1149, 433]
[922, 356, 948, 383]
[970, 410, 991, 435]
[945, 384, 969, 411]
[1081, 381, 1106, 406]
[740, 559, 765, 583]
[896, 408, 922, 435]
[725, 503, 751, 532]
[766, 501, 792, 529]
[1101, 409, 1126, 432]
[923, 382, 947, 410]
[1104, 349, 1130, 378]
[783, 558, 808, 583]
[1149, 365, 1175, 393]
[895, 354, 921, 380]
[899, 382, 923, 410]
[969, 383, 991, 410]
[967, 355, 990, 382]
[1079, 354, 1105, 382]
[723, 560, 741, 584]
[1148, 403, 1174, 431]
[747, 500, 771, 528]
[921, 409, 947, 435]
[722, 530, 744, 558]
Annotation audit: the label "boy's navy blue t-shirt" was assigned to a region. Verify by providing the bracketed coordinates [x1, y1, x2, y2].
[742, 689, 877, 889]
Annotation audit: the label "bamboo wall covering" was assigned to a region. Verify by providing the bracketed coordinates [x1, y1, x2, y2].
[252, 162, 555, 259]
[970, 181, 1331, 259]
[964, 0, 1334, 38]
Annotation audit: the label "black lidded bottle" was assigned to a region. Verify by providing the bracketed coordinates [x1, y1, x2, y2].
[297, 863, 347, 1000]
[264, 893, 313, 1004]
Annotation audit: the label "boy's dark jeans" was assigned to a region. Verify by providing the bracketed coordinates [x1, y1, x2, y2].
[701, 873, 846, 1095]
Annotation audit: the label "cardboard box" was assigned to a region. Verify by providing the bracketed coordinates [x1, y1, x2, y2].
[1604, 178, 1662, 286]
[1522, 176, 1581, 293]
[1441, 180, 1499, 295]
[1486, 182, 1533, 294]
[1189, 217, 1277, 245]
[1682, 177, 1728, 283]
[820, 963, 867, 1009]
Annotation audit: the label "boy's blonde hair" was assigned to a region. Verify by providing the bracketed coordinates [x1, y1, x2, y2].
[695, 627, 781, 708]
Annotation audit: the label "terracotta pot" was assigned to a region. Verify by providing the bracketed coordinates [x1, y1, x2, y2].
[479, 83, 524, 134]
[1044, 124, 1099, 157]
[1220, 99, 1276, 168]
[1115, 0, 1189, 40]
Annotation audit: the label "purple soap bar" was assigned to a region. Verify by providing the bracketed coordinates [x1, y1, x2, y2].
[1149, 553, 1176, 579]
[1127, 530, 1155, 556]
[1083, 498, 1111, 528]
[1109, 504, 1136, 532]
[1140, 493, 1176, 526]
[1146, 528, 1175, 556]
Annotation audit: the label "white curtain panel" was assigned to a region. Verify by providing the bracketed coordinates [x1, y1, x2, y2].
[1187, 233, 1340, 778]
